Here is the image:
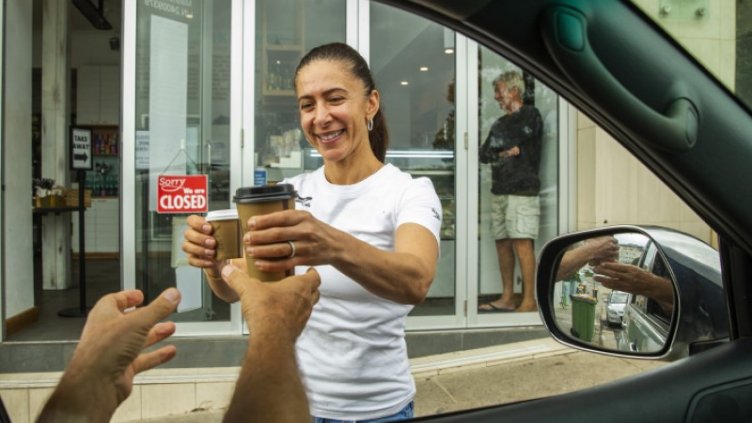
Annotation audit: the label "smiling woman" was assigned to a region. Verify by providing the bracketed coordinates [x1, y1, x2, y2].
[183, 42, 443, 422]
[294, 43, 385, 177]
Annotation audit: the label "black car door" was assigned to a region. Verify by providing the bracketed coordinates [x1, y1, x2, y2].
[376, 1, 752, 422]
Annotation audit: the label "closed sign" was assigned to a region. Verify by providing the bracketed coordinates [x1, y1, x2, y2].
[157, 175, 208, 214]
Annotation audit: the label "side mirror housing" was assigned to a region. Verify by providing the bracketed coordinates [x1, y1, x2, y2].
[536, 225, 729, 360]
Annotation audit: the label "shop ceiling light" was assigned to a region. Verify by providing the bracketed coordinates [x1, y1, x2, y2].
[443, 28, 455, 54]
[72, 0, 113, 30]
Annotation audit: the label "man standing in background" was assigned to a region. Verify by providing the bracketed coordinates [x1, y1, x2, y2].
[478, 70, 543, 313]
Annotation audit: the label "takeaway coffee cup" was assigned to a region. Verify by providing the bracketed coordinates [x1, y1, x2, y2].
[205, 209, 242, 261]
[234, 184, 297, 282]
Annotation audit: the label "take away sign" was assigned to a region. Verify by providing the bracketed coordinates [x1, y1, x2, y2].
[157, 175, 208, 214]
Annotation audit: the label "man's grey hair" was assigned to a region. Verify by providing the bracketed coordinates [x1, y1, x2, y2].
[492, 71, 524, 95]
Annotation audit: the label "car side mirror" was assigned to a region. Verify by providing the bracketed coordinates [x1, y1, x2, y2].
[536, 226, 729, 360]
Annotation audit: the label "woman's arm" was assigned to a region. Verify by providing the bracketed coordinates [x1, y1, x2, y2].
[556, 236, 619, 280]
[247, 211, 439, 305]
[332, 223, 438, 304]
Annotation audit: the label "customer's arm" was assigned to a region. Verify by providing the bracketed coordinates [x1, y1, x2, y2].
[37, 288, 180, 423]
[594, 262, 674, 314]
[222, 265, 320, 423]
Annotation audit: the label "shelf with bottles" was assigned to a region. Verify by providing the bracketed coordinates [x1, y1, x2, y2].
[259, 0, 305, 98]
[72, 156, 119, 198]
[433, 177, 456, 241]
[85, 172, 119, 198]
[91, 127, 119, 156]
[262, 47, 303, 97]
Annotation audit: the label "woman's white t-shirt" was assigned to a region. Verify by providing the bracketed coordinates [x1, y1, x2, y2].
[282, 163, 442, 420]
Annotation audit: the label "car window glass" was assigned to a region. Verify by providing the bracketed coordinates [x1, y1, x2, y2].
[366, 1, 726, 418]
[646, 254, 673, 323]
[611, 291, 629, 303]
[640, 242, 658, 270]
[630, 0, 752, 111]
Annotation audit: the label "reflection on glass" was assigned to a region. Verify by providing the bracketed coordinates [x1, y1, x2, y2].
[254, 0, 345, 179]
[370, 3, 456, 316]
[135, 0, 232, 322]
[551, 233, 675, 354]
[477, 46, 559, 314]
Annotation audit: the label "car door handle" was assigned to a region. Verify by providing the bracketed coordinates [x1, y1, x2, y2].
[540, 6, 698, 152]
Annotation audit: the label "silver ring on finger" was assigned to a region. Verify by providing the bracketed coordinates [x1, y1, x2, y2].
[287, 240, 296, 258]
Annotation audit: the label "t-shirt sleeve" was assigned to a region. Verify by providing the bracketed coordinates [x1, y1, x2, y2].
[396, 176, 443, 247]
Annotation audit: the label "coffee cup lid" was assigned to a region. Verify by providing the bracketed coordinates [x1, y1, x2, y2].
[206, 209, 238, 221]
[234, 183, 296, 204]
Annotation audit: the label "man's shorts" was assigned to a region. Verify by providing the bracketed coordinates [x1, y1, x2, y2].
[491, 194, 540, 240]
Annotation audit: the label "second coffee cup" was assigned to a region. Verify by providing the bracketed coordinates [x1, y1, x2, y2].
[205, 209, 242, 261]
[234, 184, 297, 282]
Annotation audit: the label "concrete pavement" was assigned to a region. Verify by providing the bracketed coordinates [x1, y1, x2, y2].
[124, 337, 665, 422]
[412, 338, 664, 416]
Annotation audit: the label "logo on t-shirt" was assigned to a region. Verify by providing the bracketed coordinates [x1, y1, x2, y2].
[431, 208, 441, 221]
[297, 194, 312, 208]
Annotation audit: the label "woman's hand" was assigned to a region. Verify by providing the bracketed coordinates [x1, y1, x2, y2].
[243, 210, 344, 273]
[182, 214, 242, 302]
[582, 235, 619, 266]
[182, 214, 220, 273]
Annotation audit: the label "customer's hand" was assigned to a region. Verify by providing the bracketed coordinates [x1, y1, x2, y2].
[594, 261, 674, 312]
[221, 265, 320, 423]
[221, 263, 321, 340]
[37, 288, 181, 422]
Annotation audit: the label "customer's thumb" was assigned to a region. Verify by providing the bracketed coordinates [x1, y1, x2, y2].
[222, 262, 255, 297]
[136, 288, 181, 325]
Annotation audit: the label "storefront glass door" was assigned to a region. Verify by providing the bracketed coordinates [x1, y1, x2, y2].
[124, 0, 239, 333]
[121, 0, 565, 335]
[474, 44, 561, 327]
[367, 2, 564, 330]
[368, 2, 462, 329]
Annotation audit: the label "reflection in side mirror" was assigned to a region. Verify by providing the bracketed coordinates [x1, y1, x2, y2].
[551, 233, 675, 354]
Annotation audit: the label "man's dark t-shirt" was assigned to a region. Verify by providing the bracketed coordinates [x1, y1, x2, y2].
[479, 105, 543, 196]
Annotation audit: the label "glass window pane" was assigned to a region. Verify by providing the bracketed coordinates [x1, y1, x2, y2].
[477, 46, 559, 314]
[134, 0, 232, 322]
[254, 0, 345, 179]
[370, 3, 457, 316]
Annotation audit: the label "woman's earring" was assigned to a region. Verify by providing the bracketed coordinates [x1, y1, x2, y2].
[367, 118, 374, 131]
